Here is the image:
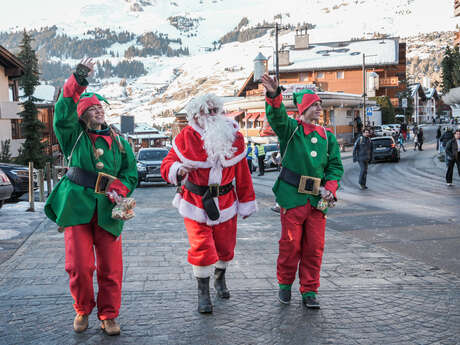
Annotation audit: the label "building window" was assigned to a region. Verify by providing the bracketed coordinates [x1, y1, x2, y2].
[337, 71, 344, 79]
[317, 72, 324, 79]
[11, 119, 23, 139]
[346, 110, 352, 118]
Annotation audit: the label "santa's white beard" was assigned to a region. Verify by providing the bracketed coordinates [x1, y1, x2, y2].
[199, 114, 236, 161]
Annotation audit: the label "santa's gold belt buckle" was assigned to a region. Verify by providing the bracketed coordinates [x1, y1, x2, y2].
[95, 172, 117, 194]
[208, 184, 220, 197]
[298, 175, 321, 195]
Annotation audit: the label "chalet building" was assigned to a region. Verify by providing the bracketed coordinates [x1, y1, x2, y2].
[409, 82, 440, 123]
[239, 35, 406, 108]
[455, 30, 460, 46]
[113, 122, 169, 152]
[0, 45, 24, 157]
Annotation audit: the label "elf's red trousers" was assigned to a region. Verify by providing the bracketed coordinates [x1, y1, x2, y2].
[64, 212, 123, 320]
[277, 202, 326, 293]
[184, 216, 237, 266]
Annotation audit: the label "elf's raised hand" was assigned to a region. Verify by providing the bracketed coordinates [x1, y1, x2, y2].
[261, 74, 278, 94]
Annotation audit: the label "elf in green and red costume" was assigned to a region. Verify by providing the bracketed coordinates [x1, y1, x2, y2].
[262, 74, 343, 309]
[44, 58, 138, 335]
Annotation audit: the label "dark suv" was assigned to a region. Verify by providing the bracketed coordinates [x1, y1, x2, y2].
[136, 148, 169, 185]
[371, 136, 400, 163]
[0, 163, 37, 199]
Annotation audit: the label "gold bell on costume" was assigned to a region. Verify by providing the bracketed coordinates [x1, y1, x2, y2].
[96, 162, 104, 169]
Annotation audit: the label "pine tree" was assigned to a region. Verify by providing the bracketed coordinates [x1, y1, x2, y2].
[441, 46, 460, 94]
[0, 140, 12, 163]
[15, 30, 47, 169]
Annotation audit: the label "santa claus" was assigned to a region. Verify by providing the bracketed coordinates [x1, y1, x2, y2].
[161, 93, 257, 313]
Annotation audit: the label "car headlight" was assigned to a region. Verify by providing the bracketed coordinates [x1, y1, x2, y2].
[137, 162, 147, 171]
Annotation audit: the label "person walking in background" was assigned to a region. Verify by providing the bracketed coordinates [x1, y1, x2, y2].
[445, 129, 460, 186]
[417, 128, 424, 151]
[436, 125, 442, 151]
[440, 128, 453, 156]
[353, 128, 373, 190]
[246, 141, 254, 174]
[397, 131, 406, 152]
[256, 143, 265, 176]
[400, 122, 408, 142]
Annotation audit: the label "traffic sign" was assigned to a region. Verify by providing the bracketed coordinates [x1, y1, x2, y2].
[366, 107, 373, 117]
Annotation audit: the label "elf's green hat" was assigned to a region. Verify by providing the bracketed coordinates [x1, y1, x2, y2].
[77, 93, 110, 117]
[293, 89, 321, 115]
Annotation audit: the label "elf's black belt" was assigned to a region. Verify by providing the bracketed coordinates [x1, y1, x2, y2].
[184, 180, 234, 221]
[66, 167, 117, 194]
[279, 167, 321, 196]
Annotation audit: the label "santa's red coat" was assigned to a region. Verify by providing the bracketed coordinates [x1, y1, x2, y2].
[161, 120, 257, 225]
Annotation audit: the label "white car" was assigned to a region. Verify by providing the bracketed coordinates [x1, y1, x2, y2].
[386, 124, 401, 132]
[382, 125, 397, 135]
[372, 126, 393, 137]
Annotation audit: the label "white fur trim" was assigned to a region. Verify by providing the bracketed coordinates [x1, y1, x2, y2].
[192, 265, 214, 278]
[167, 162, 183, 185]
[237, 200, 258, 217]
[221, 147, 247, 167]
[189, 120, 204, 136]
[172, 138, 212, 169]
[215, 260, 229, 269]
[174, 195, 238, 225]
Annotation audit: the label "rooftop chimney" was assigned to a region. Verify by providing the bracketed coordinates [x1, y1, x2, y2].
[278, 50, 290, 66]
[295, 24, 309, 49]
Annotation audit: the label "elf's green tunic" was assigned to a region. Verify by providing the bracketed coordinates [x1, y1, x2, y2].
[44, 74, 138, 237]
[266, 93, 343, 213]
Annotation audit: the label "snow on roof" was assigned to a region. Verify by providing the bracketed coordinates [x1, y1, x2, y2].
[19, 84, 56, 103]
[276, 38, 399, 72]
[127, 133, 168, 140]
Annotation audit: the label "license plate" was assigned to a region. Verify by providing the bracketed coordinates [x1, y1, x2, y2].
[375, 147, 387, 151]
[146, 174, 160, 178]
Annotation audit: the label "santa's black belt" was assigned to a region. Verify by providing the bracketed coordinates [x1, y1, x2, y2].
[66, 167, 117, 194]
[279, 167, 321, 196]
[184, 180, 234, 221]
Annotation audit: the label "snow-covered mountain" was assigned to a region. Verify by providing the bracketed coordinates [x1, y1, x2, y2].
[1, 0, 458, 129]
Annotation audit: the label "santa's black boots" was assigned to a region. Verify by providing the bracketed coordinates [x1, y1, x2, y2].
[214, 268, 230, 299]
[197, 277, 213, 313]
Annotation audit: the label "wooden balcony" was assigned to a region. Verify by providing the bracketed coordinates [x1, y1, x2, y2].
[379, 77, 399, 87]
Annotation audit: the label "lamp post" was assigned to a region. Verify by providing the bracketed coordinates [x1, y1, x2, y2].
[253, 52, 268, 82]
[254, 23, 289, 80]
[362, 53, 377, 127]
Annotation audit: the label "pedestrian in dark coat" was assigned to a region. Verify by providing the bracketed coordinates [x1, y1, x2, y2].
[436, 126, 442, 151]
[445, 129, 460, 186]
[417, 128, 424, 151]
[353, 128, 373, 189]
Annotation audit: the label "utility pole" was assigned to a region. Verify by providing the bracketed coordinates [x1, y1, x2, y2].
[255, 22, 288, 81]
[362, 53, 377, 127]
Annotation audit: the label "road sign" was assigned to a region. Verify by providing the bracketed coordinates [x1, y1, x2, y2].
[366, 107, 373, 117]
[402, 98, 408, 108]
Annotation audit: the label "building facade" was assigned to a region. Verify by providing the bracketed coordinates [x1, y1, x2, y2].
[0, 45, 24, 157]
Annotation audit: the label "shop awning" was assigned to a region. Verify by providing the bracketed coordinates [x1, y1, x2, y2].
[246, 112, 261, 120]
[225, 111, 244, 119]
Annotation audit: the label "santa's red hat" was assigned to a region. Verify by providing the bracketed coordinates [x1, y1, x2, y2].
[293, 89, 321, 115]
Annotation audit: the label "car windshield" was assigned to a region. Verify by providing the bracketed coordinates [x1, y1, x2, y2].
[373, 139, 392, 147]
[138, 150, 168, 161]
[264, 144, 278, 152]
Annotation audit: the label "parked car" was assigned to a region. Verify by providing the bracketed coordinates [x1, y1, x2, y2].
[262, 144, 280, 171]
[371, 136, 400, 163]
[136, 148, 170, 185]
[0, 163, 37, 200]
[0, 168, 13, 209]
[371, 126, 393, 137]
[386, 124, 401, 132]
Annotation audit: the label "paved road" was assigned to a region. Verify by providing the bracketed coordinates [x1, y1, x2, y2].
[1, 125, 460, 344]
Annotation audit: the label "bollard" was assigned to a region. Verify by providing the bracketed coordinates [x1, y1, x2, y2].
[52, 166, 58, 188]
[27, 161, 35, 212]
[46, 162, 51, 196]
[39, 169, 45, 202]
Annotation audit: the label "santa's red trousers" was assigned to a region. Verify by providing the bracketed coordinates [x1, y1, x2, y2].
[277, 202, 326, 293]
[184, 216, 237, 266]
[64, 212, 123, 320]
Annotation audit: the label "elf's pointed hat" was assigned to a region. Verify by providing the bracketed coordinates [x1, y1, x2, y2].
[293, 89, 321, 115]
[77, 92, 110, 117]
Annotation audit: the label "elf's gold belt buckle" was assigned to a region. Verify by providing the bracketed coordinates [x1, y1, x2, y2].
[298, 175, 321, 196]
[95, 172, 117, 194]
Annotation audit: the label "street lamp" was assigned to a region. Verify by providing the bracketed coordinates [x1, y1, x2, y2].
[253, 52, 268, 82]
[362, 53, 377, 127]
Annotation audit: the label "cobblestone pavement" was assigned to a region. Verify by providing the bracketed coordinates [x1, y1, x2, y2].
[1, 180, 460, 344]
